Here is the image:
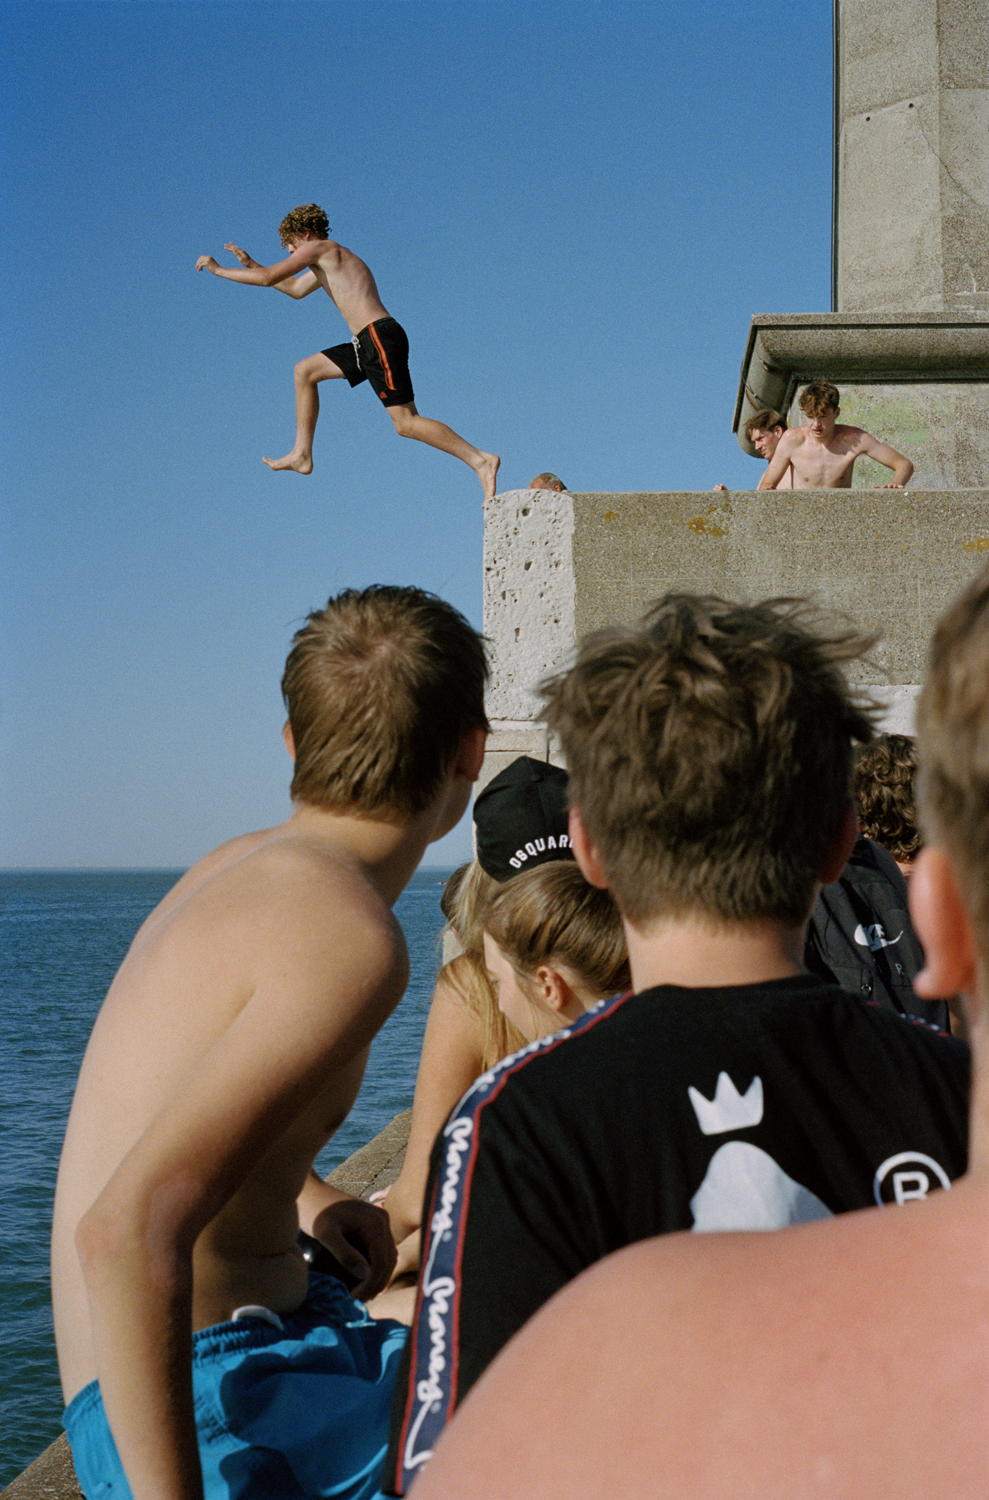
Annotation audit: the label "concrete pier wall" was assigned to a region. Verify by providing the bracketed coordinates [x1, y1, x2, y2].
[482, 485, 989, 775]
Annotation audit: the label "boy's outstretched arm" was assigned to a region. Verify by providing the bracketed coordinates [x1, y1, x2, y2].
[860, 431, 913, 487]
[758, 431, 798, 490]
[195, 241, 321, 298]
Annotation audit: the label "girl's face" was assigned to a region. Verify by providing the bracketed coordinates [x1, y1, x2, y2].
[483, 933, 553, 1042]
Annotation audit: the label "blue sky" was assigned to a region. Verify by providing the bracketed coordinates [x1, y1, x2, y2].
[1, 0, 834, 868]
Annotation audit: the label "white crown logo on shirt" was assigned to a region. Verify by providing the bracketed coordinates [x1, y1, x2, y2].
[688, 1073, 764, 1135]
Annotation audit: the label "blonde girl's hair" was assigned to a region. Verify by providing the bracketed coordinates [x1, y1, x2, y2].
[441, 859, 528, 1070]
[484, 860, 630, 1001]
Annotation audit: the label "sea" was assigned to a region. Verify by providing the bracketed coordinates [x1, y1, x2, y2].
[0, 866, 453, 1487]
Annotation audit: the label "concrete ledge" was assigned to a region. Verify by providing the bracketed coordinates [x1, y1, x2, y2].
[734, 312, 989, 450]
[1, 1436, 81, 1500]
[481, 487, 989, 773]
[326, 1109, 412, 1200]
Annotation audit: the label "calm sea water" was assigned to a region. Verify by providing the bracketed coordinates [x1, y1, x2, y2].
[0, 867, 452, 1486]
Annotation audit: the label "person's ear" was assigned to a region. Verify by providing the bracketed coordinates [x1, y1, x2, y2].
[910, 846, 978, 1006]
[569, 806, 608, 889]
[818, 799, 857, 884]
[283, 720, 296, 762]
[534, 964, 571, 1013]
[457, 725, 487, 781]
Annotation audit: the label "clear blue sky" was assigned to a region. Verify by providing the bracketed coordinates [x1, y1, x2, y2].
[1, 0, 834, 869]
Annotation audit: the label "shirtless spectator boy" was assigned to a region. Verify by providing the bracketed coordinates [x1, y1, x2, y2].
[52, 585, 488, 1500]
[714, 409, 792, 491]
[413, 567, 989, 1500]
[384, 593, 968, 1494]
[758, 379, 913, 490]
[197, 204, 500, 500]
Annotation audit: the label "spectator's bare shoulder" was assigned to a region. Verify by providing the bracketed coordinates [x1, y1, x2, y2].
[247, 831, 406, 975]
[137, 829, 406, 1013]
[836, 422, 868, 449]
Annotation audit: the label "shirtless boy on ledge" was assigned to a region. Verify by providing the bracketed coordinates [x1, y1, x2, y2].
[51, 585, 487, 1500]
[758, 379, 913, 490]
[196, 204, 500, 500]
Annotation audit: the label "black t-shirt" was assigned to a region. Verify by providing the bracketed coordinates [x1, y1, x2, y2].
[384, 974, 969, 1494]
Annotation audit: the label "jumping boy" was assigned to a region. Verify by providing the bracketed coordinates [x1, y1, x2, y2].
[196, 204, 501, 500]
[384, 592, 968, 1494]
[51, 585, 488, 1500]
[411, 568, 989, 1500]
[758, 379, 913, 489]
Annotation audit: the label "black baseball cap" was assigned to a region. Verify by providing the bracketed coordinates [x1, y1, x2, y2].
[473, 756, 574, 882]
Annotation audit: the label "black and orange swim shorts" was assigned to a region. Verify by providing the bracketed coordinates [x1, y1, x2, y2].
[322, 317, 415, 407]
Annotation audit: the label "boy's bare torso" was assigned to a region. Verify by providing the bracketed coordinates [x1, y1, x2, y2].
[51, 825, 405, 1404]
[296, 239, 391, 335]
[779, 423, 870, 488]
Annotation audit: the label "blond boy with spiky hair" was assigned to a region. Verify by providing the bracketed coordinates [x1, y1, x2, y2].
[53, 585, 488, 1500]
[410, 570, 989, 1500]
[384, 592, 968, 1496]
[197, 204, 500, 500]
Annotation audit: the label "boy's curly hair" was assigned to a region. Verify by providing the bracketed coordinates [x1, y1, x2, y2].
[279, 203, 330, 245]
[799, 380, 841, 417]
[854, 734, 921, 864]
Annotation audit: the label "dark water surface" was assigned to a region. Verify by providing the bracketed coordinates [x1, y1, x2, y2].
[0, 867, 450, 1485]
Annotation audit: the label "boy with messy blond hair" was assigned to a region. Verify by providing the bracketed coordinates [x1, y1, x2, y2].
[52, 584, 488, 1500]
[759, 379, 913, 489]
[412, 569, 989, 1500]
[197, 204, 500, 500]
[384, 592, 968, 1496]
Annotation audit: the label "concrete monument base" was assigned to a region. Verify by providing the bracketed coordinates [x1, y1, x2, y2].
[481, 485, 989, 781]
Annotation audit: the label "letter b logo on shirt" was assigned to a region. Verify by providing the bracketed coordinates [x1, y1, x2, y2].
[873, 1151, 951, 1205]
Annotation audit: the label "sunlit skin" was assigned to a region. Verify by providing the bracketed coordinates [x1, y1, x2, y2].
[482, 934, 590, 1042]
[749, 425, 782, 459]
[51, 717, 486, 1500]
[758, 403, 913, 490]
[713, 426, 792, 490]
[415, 827, 989, 1500]
[195, 230, 500, 499]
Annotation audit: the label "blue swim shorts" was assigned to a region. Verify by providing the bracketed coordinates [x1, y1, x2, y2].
[63, 1273, 407, 1500]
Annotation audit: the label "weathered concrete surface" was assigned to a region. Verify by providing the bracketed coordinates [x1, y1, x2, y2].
[484, 488, 575, 726]
[4, 1112, 415, 1500]
[482, 486, 989, 769]
[326, 1109, 411, 1201]
[837, 0, 989, 313]
[822, 382, 989, 489]
[1, 1437, 81, 1500]
[734, 1, 989, 480]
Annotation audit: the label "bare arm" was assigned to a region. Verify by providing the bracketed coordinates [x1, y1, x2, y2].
[859, 431, 913, 487]
[758, 432, 798, 490]
[74, 879, 406, 1500]
[195, 241, 321, 298]
[381, 962, 486, 1247]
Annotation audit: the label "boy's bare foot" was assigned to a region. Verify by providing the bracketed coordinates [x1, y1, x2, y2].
[476, 452, 500, 502]
[262, 451, 314, 474]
